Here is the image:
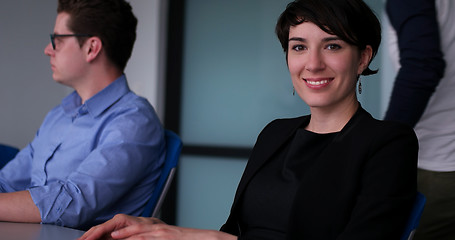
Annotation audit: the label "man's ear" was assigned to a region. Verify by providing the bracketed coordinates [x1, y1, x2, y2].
[85, 36, 102, 63]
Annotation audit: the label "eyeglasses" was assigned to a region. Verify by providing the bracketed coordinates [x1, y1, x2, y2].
[50, 33, 92, 50]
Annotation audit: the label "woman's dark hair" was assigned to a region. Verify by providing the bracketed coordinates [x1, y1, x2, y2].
[275, 0, 381, 76]
[58, 0, 137, 71]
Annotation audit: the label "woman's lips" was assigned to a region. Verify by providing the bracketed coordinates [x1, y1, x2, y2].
[304, 78, 333, 89]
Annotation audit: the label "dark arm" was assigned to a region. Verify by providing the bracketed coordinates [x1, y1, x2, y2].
[338, 124, 419, 239]
[384, 0, 445, 127]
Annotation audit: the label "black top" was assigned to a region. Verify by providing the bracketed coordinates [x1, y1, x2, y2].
[239, 128, 337, 239]
[221, 106, 418, 240]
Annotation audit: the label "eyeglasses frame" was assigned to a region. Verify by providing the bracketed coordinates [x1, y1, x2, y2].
[50, 33, 92, 50]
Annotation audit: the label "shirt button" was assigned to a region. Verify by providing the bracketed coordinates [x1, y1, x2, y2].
[79, 105, 88, 115]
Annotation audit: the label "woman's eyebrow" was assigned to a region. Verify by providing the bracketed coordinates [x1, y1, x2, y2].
[322, 37, 341, 42]
[289, 37, 305, 42]
[288, 36, 341, 42]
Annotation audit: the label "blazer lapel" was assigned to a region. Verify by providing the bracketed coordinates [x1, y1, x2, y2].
[223, 105, 374, 234]
[300, 106, 371, 175]
[237, 106, 370, 200]
[231, 115, 310, 209]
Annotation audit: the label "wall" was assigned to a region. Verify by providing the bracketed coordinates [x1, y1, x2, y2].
[0, 0, 166, 149]
[0, 1, 63, 149]
[126, 0, 168, 120]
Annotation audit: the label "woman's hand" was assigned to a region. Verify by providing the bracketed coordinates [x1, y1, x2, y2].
[78, 214, 159, 240]
[78, 213, 237, 240]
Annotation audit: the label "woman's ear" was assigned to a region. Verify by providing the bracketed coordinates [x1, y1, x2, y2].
[358, 45, 373, 75]
[85, 36, 102, 63]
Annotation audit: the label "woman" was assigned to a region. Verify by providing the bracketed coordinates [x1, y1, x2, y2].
[79, 0, 418, 239]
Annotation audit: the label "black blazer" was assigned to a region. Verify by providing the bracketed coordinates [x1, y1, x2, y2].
[221, 107, 418, 240]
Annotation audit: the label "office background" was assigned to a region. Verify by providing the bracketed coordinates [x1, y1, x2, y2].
[0, 0, 395, 231]
[0, 0, 167, 149]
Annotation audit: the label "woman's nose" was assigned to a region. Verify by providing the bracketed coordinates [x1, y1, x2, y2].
[305, 50, 325, 72]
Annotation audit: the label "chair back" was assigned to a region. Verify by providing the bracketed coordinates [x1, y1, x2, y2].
[401, 192, 426, 240]
[142, 130, 182, 217]
[0, 144, 19, 169]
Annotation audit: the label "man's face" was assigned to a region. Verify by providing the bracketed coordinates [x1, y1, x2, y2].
[44, 12, 87, 88]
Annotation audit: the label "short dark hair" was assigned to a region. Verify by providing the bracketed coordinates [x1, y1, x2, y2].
[57, 0, 138, 71]
[275, 0, 381, 76]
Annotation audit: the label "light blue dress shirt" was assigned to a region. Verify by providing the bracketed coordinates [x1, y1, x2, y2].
[0, 75, 166, 229]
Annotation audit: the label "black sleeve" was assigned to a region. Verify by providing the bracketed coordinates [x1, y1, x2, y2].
[337, 125, 418, 239]
[384, 0, 445, 127]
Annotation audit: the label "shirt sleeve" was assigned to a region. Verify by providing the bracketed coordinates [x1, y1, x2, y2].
[28, 105, 165, 228]
[384, 0, 446, 127]
[0, 138, 36, 192]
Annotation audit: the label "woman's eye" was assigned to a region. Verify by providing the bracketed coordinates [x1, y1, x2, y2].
[291, 44, 305, 51]
[326, 44, 341, 50]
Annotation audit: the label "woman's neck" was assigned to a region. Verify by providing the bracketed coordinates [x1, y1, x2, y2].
[306, 101, 359, 134]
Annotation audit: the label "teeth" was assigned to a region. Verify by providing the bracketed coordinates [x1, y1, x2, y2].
[306, 80, 329, 85]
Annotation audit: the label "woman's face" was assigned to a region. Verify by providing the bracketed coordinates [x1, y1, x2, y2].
[287, 21, 371, 112]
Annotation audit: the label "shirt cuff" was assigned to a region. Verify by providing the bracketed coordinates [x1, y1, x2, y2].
[28, 182, 73, 226]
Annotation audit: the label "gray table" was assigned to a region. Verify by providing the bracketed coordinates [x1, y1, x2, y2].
[0, 222, 85, 240]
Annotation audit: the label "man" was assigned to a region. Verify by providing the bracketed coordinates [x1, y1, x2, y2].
[385, 0, 455, 239]
[0, 0, 166, 230]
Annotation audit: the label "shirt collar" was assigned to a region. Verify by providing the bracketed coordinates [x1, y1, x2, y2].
[61, 74, 130, 118]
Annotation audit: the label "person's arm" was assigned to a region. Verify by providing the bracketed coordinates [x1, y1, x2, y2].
[0, 191, 41, 222]
[27, 107, 166, 228]
[0, 137, 37, 193]
[78, 214, 237, 240]
[0, 137, 41, 222]
[338, 123, 418, 239]
[384, 0, 445, 127]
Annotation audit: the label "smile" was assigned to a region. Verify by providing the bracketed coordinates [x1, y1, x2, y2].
[306, 80, 329, 85]
[304, 78, 333, 88]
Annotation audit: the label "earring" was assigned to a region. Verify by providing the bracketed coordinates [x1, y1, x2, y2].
[292, 87, 295, 96]
[358, 78, 362, 94]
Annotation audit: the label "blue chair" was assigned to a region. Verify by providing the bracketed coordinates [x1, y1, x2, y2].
[0, 144, 19, 169]
[142, 130, 182, 218]
[401, 192, 426, 240]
